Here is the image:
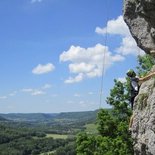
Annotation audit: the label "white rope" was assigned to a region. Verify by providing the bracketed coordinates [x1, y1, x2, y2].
[99, 0, 109, 109]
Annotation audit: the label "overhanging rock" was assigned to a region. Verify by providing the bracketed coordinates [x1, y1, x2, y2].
[123, 0, 155, 55]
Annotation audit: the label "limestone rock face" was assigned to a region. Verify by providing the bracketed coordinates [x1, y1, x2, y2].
[132, 66, 155, 154]
[123, 1, 155, 154]
[123, 0, 155, 55]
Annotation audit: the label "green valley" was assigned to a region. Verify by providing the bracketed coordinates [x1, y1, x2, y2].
[0, 110, 98, 155]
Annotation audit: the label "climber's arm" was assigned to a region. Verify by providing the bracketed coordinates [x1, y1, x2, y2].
[139, 72, 155, 83]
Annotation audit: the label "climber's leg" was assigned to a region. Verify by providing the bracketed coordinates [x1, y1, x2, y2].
[129, 114, 134, 131]
[130, 96, 135, 110]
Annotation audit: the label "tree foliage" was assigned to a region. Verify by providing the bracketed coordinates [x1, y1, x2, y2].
[76, 54, 155, 154]
[76, 79, 133, 155]
[137, 54, 155, 76]
[0, 122, 76, 155]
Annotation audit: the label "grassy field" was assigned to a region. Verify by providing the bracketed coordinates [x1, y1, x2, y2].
[39, 134, 68, 154]
[85, 123, 98, 134]
[40, 150, 55, 155]
[46, 133, 68, 139]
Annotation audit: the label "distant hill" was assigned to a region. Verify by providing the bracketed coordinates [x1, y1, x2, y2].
[0, 116, 7, 121]
[0, 113, 58, 122]
[0, 110, 98, 123]
[55, 110, 98, 123]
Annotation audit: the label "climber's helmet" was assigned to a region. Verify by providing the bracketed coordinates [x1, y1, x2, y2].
[126, 69, 136, 77]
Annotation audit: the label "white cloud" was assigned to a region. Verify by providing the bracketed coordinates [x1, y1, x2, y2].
[60, 44, 124, 83]
[59, 15, 145, 84]
[79, 101, 87, 107]
[69, 63, 95, 74]
[9, 91, 17, 96]
[88, 92, 94, 95]
[64, 73, 84, 84]
[21, 88, 45, 96]
[0, 91, 16, 100]
[31, 0, 43, 3]
[32, 63, 55, 75]
[42, 84, 52, 89]
[31, 90, 45, 96]
[74, 93, 81, 97]
[117, 77, 126, 83]
[95, 15, 145, 56]
[21, 83, 52, 96]
[22, 88, 33, 92]
[0, 96, 7, 99]
[116, 37, 145, 56]
[96, 16, 130, 36]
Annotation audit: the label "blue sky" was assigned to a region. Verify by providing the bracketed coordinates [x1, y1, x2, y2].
[0, 0, 143, 113]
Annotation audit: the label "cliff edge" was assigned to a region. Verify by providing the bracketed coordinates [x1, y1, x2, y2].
[123, 0, 155, 154]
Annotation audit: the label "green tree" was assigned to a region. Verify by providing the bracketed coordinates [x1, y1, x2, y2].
[106, 79, 131, 121]
[76, 54, 155, 154]
[97, 109, 116, 138]
[76, 79, 133, 154]
[137, 54, 155, 76]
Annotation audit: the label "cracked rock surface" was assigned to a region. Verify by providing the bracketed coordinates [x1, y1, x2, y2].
[123, 0, 155, 55]
[131, 66, 155, 154]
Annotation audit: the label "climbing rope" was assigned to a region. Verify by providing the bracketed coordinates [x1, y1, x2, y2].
[99, 30, 108, 109]
[99, 0, 109, 109]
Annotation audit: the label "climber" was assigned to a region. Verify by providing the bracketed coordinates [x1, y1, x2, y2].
[126, 69, 155, 110]
[126, 69, 139, 110]
[127, 69, 155, 131]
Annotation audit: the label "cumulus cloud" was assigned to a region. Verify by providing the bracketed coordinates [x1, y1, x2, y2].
[65, 73, 84, 84]
[60, 44, 124, 83]
[116, 36, 144, 56]
[95, 15, 144, 56]
[31, 0, 43, 3]
[69, 63, 95, 74]
[59, 15, 145, 84]
[96, 16, 130, 36]
[32, 63, 55, 75]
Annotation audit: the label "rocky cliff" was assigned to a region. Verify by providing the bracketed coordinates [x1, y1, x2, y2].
[123, 0, 155, 55]
[132, 66, 155, 155]
[123, 0, 155, 154]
